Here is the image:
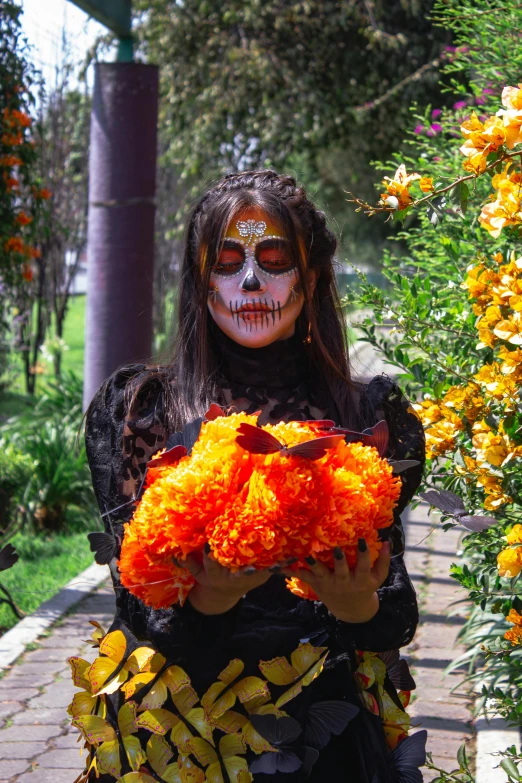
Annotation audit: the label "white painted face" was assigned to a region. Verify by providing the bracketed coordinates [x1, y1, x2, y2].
[207, 207, 305, 348]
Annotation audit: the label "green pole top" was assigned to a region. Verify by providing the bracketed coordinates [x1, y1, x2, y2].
[68, 0, 133, 61]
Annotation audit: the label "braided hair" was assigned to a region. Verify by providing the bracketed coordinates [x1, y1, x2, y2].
[124, 170, 360, 429]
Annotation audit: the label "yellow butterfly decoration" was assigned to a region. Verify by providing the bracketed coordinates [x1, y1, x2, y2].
[201, 659, 270, 720]
[258, 643, 328, 708]
[136, 686, 214, 752]
[122, 652, 191, 710]
[84, 620, 106, 648]
[73, 700, 146, 777]
[67, 657, 106, 720]
[87, 630, 155, 695]
[189, 735, 253, 783]
[146, 735, 205, 783]
[241, 704, 283, 754]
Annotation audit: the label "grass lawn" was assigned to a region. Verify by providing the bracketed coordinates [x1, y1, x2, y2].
[1, 294, 86, 407]
[0, 532, 93, 634]
[60, 294, 86, 377]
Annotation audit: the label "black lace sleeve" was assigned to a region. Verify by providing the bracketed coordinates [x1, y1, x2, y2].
[317, 375, 425, 652]
[84, 366, 242, 650]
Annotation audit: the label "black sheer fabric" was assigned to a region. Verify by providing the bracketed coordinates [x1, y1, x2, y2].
[84, 335, 425, 782]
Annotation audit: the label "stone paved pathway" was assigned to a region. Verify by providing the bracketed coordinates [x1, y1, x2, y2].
[0, 504, 474, 782]
[404, 504, 474, 779]
[0, 588, 115, 782]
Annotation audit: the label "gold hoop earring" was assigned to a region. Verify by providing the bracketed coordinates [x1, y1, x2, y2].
[304, 320, 312, 345]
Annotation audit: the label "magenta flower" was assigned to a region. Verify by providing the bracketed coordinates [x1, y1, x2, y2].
[414, 124, 425, 135]
[432, 109, 442, 120]
[453, 100, 468, 111]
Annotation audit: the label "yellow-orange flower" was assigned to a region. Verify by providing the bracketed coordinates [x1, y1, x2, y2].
[479, 175, 522, 237]
[380, 164, 421, 210]
[497, 547, 522, 578]
[118, 415, 401, 608]
[460, 113, 506, 173]
[419, 177, 434, 193]
[497, 84, 522, 149]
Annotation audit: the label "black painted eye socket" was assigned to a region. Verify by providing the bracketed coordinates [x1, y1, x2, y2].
[255, 239, 296, 275]
[213, 242, 245, 275]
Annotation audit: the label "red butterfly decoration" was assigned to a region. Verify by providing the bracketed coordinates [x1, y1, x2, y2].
[147, 444, 187, 468]
[332, 420, 389, 457]
[236, 423, 344, 460]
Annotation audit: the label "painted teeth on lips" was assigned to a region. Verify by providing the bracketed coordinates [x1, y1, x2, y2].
[237, 302, 272, 313]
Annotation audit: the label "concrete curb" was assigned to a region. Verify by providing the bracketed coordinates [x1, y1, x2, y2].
[475, 713, 520, 782]
[0, 561, 109, 670]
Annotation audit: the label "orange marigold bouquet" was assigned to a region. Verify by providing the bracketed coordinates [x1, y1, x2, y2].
[117, 410, 402, 609]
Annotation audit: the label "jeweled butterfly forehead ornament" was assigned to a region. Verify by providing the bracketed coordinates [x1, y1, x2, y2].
[236, 219, 268, 244]
[216, 217, 296, 279]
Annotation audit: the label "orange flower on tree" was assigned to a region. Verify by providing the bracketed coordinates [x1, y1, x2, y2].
[460, 112, 506, 173]
[15, 211, 32, 226]
[380, 164, 421, 210]
[497, 84, 522, 149]
[479, 170, 522, 237]
[419, 177, 434, 193]
[504, 608, 522, 645]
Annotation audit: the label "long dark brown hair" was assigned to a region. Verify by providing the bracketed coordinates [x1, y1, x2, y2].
[120, 170, 360, 429]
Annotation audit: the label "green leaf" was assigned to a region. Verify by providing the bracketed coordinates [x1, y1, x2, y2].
[457, 742, 468, 769]
[501, 758, 520, 780]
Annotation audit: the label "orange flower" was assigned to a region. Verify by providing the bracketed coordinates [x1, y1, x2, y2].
[4, 236, 24, 254]
[419, 177, 434, 193]
[504, 607, 522, 645]
[21, 263, 33, 282]
[0, 154, 23, 167]
[37, 188, 52, 200]
[15, 211, 32, 226]
[119, 415, 401, 608]
[380, 164, 421, 210]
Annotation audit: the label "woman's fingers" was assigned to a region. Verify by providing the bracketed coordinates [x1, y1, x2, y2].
[184, 553, 204, 580]
[371, 541, 391, 586]
[332, 547, 350, 580]
[353, 539, 371, 581]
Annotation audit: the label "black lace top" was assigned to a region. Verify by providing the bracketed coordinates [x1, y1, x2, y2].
[84, 333, 425, 783]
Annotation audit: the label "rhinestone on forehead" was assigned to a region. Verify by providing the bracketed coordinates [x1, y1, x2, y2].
[236, 219, 267, 244]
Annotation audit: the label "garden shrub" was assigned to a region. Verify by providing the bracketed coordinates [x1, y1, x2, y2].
[346, 0, 522, 777]
[0, 443, 32, 533]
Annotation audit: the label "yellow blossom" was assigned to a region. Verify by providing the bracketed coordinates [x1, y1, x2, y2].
[443, 384, 486, 422]
[411, 399, 443, 426]
[460, 113, 507, 172]
[425, 417, 464, 459]
[380, 164, 421, 210]
[506, 525, 522, 545]
[497, 546, 522, 578]
[493, 312, 522, 345]
[419, 177, 434, 193]
[479, 177, 522, 237]
[498, 345, 522, 376]
[497, 83, 522, 149]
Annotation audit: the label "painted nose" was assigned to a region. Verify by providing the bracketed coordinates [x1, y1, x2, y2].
[241, 269, 262, 292]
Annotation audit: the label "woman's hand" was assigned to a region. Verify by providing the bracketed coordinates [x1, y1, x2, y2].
[283, 539, 391, 624]
[184, 546, 271, 615]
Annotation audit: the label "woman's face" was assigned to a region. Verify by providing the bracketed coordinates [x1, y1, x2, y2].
[207, 207, 307, 348]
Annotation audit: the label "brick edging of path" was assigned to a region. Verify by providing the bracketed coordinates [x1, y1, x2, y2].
[0, 562, 108, 671]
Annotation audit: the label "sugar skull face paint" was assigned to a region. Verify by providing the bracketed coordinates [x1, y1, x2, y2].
[207, 207, 305, 347]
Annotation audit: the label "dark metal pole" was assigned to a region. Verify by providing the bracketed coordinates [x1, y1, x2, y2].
[83, 63, 159, 409]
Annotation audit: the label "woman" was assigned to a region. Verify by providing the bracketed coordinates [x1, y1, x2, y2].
[75, 170, 425, 782]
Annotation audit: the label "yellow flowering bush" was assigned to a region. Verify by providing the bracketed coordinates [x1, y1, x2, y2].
[348, 78, 522, 729]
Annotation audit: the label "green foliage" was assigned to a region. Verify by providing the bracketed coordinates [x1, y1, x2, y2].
[426, 742, 474, 781]
[0, 531, 94, 632]
[346, 0, 522, 754]
[0, 443, 32, 534]
[131, 0, 452, 240]
[0, 370, 96, 533]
